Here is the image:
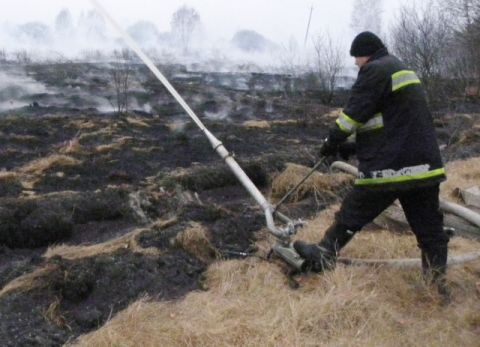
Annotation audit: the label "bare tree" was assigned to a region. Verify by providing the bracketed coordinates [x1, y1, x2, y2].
[390, 1, 450, 105]
[0, 49, 7, 63]
[442, 0, 479, 27]
[110, 49, 135, 115]
[312, 33, 345, 104]
[78, 10, 107, 41]
[13, 50, 31, 65]
[351, 0, 384, 35]
[55, 8, 74, 37]
[441, 0, 480, 98]
[80, 49, 105, 62]
[277, 38, 308, 102]
[278, 38, 303, 75]
[170, 6, 201, 54]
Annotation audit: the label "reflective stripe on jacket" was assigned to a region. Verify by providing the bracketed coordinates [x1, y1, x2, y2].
[327, 48, 445, 189]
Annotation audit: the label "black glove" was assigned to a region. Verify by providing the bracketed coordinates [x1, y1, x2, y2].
[319, 138, 338, 157]
[338, 142, 356, 160]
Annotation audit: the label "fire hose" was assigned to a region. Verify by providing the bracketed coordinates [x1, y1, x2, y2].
[90, 0, 302, 242]
[90, 1, 480, 271]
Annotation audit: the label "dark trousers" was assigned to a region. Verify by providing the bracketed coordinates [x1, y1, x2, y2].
[335, 184, 449, 250]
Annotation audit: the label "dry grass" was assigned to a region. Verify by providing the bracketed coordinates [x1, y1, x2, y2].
[125, 116, 150, 128]
[95, 136, 134, 153]
[73, 250, 480, 347]
[0, 170, 20, 184]
[132, 146, 162, 154]
[243, 120, 271, 129]
[59, 138, 87, 155]
[271, 119, 301, 126]
[43, 296, 70, 329]
[43, 227, 164, 261]
[12, 154, 82, 190]
[43, 219, 176, 261]
[441, 156, 480, 202]
[173, 222, 219, 262]
[73, 158, 480, 347]
[78, 125, 117, 142]
[270, 163, 354, 202]
[10, 134, 40, 143]
[324, 108, 342, 119]
[243, 119, 302, 129]
[75, 120, 97, 129]
[18, 154, 81, 176]
[0, 264, 58, 298]
[166, 120, 188, 132]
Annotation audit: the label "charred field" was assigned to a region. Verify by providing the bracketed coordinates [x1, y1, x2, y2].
[0, 61, 480, 346]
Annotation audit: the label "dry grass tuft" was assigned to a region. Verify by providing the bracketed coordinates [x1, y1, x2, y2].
[242, 120, 271, 129]
[43, 227, 160, 261]
[166, 120, 188, 132]
[77, 124, 118, 143]
[271, 119, 301, 126]
[59, 138, 87, 155]
[125, 116, 150, 128]
[242, 119, 301, 129]
[11, 134, 40, 143]
[271, 163, 353, 202]
[95, 136, 134, 153]
[173, 222, 219, 262]
[18, 155, 82, 176]
[70, 119, 98, 130]
[441, 156, 480, 202]
[0, 264, 59, 298]
[43, 296, 70, 329]
[324, 108, 342, 119]
[13, 154, 82, 190]
[0, 170, 20, 184]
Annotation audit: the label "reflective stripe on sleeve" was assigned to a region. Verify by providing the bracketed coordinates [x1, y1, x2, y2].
[336, 111, 362, 134]
[392, 70, 421, 92]
[357, 113, 383, 133]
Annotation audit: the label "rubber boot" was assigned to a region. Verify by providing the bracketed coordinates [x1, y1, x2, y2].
[293, 222, 355, 273]
[421, 245, 450, 304]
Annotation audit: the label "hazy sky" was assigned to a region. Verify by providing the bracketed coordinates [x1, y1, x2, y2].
[0, 0, 411, 45]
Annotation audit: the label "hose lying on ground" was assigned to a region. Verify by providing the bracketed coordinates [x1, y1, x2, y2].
[329, 161, 480, 266]
[338, 251, 480, 268]
[330, 161, 480, 230]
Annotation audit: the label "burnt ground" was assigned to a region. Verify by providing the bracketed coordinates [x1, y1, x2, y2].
[0, 62, 479, 346]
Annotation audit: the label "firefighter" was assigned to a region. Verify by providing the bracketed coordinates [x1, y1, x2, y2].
[294, 32, 450, 299]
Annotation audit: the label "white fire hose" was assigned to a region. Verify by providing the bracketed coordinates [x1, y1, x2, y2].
[89, 1, 480, 269]
[90, 0, 300, 240]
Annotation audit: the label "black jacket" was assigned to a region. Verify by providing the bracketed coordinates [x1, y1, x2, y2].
[328, 48, 445, 189]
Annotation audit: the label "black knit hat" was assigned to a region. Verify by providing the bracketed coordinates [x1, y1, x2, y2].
[350, 31, 385, 57]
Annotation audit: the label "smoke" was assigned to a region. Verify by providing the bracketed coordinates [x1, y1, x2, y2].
[0, 65, 120, 113]
[0, 100, 29, 111]
[0, 69, 50, 110]
[204, 108, 230, 121]
[0, 7, 312, 73]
